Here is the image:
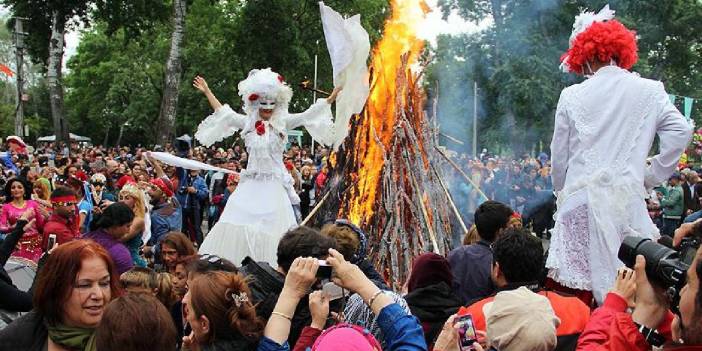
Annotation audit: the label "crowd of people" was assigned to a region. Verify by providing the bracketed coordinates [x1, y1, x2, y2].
[0, 175, 700, 351]
[446, 150, 555, 241]
[0, 131, 698, 351]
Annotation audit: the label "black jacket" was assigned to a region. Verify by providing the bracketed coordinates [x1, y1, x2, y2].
[0, 220, 33, 312]
[239, 258, 310, 346]
[404, 281, 463, 346]
[0, 310, 47, 350]
[201, 337, 258, 351]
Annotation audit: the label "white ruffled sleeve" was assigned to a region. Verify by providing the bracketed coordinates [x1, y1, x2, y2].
[644, 83, 693, 189]
[286, 99, 335, 146]
[550, 90, 571, 192]
[195, 104, 248, 147]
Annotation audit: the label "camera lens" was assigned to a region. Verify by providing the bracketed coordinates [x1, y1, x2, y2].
[619, 235, 689, 290]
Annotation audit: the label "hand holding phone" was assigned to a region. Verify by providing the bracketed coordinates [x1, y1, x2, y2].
[455, 314, 478, 351]
[47, 234, 57, 252]
[316, 259, 332, 280]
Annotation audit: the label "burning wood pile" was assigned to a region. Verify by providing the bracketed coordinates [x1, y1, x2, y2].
[308, 0, 460, 289]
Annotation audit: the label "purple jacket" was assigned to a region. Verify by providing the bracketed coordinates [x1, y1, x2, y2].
[84, 229, 134, 274]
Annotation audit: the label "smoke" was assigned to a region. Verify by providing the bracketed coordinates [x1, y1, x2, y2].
[425, 0, 569, 235]
[427, 0, 569, 157]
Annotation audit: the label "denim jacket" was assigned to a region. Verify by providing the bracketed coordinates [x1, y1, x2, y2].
[149, 198, 182, 254]
[256, 303, 427, 351]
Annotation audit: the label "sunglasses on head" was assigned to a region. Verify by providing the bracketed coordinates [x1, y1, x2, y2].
[53, 201, 77, 207]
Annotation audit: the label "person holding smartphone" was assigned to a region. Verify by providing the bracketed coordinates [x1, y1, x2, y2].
[257, 249, 427, 351]
[434, 287, 560, 351]
[0, 209, 37, 313]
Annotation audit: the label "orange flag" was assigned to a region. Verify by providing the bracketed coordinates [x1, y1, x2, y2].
[0, 64, 14, 77]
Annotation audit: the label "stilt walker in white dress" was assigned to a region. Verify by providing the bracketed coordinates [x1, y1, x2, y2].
[545, 5, 693, 305]
[193, 3, 371, 266]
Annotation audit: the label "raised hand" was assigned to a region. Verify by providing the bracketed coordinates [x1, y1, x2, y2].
[282, 257, 319, 299]
[193, 76, 210, 94]
[631, 255, 669, 328]
[309, 290, 330, 330]
[611, 267, 636, 308]
[326, 87, 342, 103]
[326, 248, 368, 294]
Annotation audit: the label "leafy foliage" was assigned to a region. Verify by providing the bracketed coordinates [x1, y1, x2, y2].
[64, 0, 388, 146]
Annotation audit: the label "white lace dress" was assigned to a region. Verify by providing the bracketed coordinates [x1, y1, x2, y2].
[547, 66, 692, 303]
[195, 99, 334, 266]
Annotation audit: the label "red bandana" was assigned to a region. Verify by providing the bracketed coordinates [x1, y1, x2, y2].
[150, 178, 174, 197]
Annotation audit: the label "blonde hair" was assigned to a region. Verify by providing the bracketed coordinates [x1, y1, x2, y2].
[156, 272, 177, 308]
[463, 225, 479, 246]
[33, 179, 51, 201]
[120, 267, 157, 291]
[120, 183, 146, 219]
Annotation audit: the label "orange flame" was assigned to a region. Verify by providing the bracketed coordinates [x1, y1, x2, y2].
[345, 0, 428, 225]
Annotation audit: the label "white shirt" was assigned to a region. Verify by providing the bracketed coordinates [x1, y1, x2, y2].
[551, 65, 692, 193]
[547, 66, 692, 302]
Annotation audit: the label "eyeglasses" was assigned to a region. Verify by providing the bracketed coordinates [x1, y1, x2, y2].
[92, 182, 104, 186]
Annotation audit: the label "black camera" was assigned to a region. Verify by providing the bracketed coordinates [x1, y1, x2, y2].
[618, 235, 700, 313]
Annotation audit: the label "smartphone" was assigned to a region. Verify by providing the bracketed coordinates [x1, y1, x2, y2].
[316, 260, 332, 280]
[455, 314, 477, 350]
[47, 234, 57, 251]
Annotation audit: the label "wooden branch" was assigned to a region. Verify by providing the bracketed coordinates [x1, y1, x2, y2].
[435, 145, 489, 201]
[432, 164, 468, 234]
[301, 190, 331, 226]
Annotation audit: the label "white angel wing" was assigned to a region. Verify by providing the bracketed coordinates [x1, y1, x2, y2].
[319, 2, 371, 150]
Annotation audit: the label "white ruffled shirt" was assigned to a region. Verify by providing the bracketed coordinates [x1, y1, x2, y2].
[195, 99, 334, 204]
[547, 66, 692, 303]
[551, 65, 692, 193]
[195, 99, 334, 178]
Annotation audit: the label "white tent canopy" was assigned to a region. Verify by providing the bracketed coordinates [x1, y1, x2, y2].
[37, 133, 92, 142]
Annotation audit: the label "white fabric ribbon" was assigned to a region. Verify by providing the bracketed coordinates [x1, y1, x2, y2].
[147, 151, 237, 174]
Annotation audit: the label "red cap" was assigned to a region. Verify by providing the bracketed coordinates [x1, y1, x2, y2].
[150, 177, 174, 197]
[75, 171, 88, 182]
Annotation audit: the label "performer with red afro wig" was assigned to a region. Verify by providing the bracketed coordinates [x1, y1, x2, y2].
[546, 5, 693, 307]
[561, 19, 638, 75]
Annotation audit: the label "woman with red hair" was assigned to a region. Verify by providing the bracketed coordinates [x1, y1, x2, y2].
[547, 5, 692, 306]
[0, 240, 121, 350]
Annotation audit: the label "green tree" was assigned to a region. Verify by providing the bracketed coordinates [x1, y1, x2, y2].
[1, 0, 169, 145]
[65, 0, 387, 146]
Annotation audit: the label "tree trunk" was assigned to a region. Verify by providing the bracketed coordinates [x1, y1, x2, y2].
[156, 0, 186, 145]
[47, 10, 68, 146]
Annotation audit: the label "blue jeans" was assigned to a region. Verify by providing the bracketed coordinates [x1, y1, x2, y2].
[662, 218, 681, 236]
[684, 210, 702, 223]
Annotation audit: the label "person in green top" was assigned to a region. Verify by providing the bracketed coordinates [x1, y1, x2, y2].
[660, 173, 684, 236]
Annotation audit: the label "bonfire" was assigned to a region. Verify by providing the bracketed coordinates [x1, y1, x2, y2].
[307, 0, 461, 288]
